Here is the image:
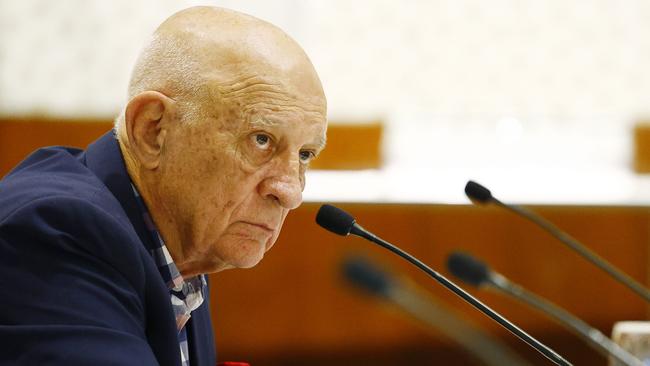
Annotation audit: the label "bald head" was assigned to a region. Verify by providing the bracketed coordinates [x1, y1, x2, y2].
[121, 6, 325, 129]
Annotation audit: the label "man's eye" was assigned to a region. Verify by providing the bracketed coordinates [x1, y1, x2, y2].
[299, 150, 315, 163]
[253, 134, 271, 149]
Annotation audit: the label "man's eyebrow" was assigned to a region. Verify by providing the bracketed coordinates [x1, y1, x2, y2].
[314, 135, 327, 152]
[247, 116, 326, 151]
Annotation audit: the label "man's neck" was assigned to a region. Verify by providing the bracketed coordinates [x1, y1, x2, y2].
[118, 139, 188, 267]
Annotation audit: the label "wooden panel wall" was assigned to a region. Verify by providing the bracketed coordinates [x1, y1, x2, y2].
[0, 118, 112, 176]
[2, 119, 649, 365]
[0, 118, 383, 175]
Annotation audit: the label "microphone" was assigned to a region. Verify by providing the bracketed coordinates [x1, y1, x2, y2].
[447, 251, 644, 366]
[316, 204, 573, 366]
[342, 255, 533, 366]
[464, 180, 650, 303]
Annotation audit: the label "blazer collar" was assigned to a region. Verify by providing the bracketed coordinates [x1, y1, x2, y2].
[84, 131, 156, 252]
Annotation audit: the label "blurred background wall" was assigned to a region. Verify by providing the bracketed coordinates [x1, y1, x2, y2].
[5, 1, 650, 203]
[2, 1, 650, 365]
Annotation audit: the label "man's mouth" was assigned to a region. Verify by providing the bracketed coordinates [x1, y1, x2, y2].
[240, 221, 275, 233]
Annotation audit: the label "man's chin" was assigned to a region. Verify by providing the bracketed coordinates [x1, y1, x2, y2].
[229, 253, 264, 270]
[228, 241, 267, 269]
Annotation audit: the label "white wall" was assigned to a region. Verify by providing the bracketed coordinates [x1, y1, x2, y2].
[3, 1, 650, 121]
[3, 0, 650, 203]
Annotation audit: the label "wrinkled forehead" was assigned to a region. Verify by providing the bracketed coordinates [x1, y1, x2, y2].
[176, 25, 327, 133]
[226, 75, 326, 138]
[179, 70, 325, 144]
[218, 71, 324, 109]
[191, 61, 324, 119]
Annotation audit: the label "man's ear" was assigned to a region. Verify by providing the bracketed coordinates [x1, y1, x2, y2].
[124, 91, 175, 170]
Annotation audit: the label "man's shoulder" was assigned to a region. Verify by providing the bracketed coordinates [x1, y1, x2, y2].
[1, 145, 119, 220]
[0, 145, 146, 270]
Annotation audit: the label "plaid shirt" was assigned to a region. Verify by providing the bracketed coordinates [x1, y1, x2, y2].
[131, 185, 207, 366]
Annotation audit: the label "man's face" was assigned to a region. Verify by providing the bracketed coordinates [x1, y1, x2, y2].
[156, 79, 327, 271]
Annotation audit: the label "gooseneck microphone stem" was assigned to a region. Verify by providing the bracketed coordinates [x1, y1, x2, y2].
[349, 224, 572, 366]
[491, 274, 644, 366]
[493, 199, 650, 303]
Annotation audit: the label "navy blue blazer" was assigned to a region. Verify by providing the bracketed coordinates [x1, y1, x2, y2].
[0, 132, 216, 365]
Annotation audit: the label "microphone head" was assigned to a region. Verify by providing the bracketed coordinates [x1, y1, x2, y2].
[447, 251, 491, 287]
[342, 255, 392, 296]
[465, 180, 494, 204]
[316, 204, 357, 236]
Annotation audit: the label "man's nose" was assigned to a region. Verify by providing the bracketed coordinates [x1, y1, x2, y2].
[259, 155, 303, 209]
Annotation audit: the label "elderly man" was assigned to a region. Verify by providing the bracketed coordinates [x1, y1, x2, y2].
[0, 6, 327, 366]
